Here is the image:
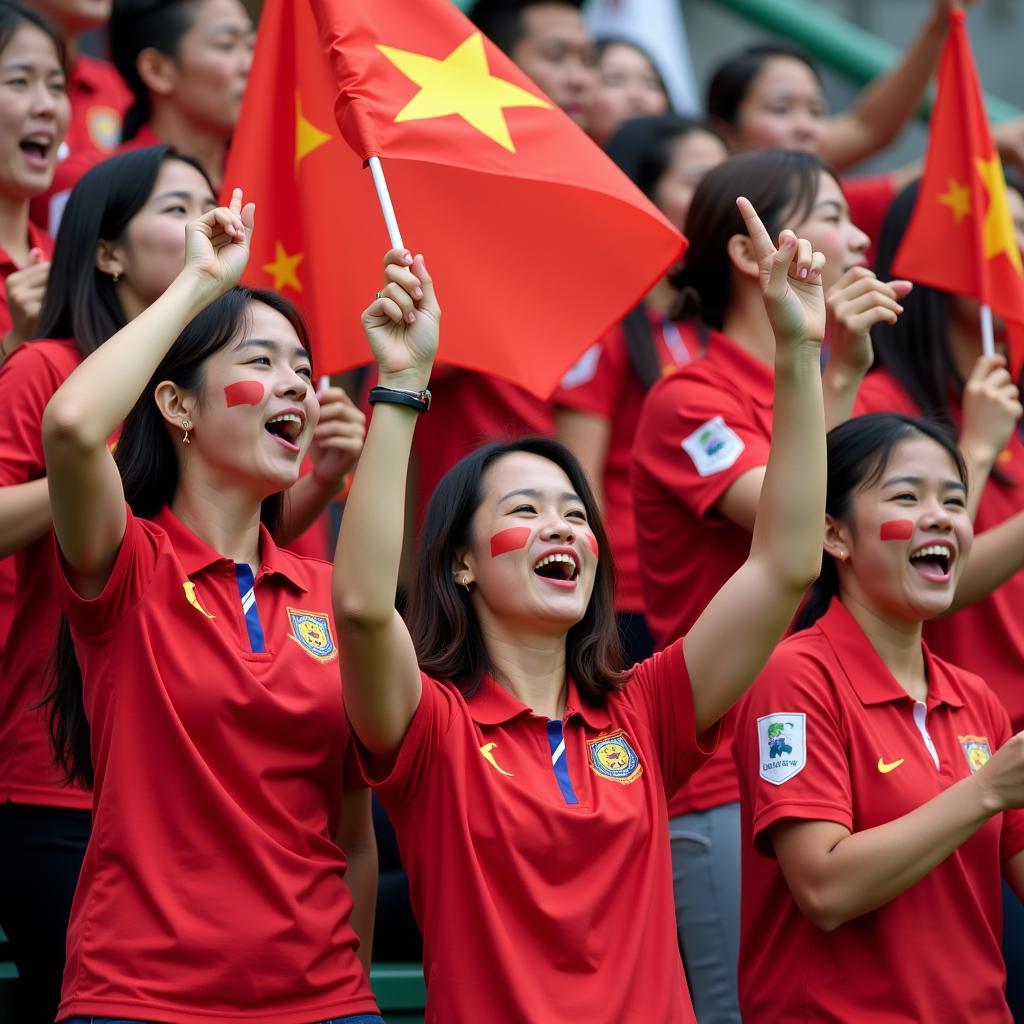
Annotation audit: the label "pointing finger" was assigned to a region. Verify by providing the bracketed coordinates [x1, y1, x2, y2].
[736, 196, 776, 262]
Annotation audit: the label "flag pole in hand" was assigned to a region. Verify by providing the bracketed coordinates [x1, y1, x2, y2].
[368, 156, 404, 250]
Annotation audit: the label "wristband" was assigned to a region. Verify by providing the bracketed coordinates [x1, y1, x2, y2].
[368, 385, 431, 413]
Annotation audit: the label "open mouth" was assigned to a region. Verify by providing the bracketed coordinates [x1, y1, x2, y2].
[908, 542, 954, 582]
[533, 552, 579, 585]
[19, 134, 52, 167]
[264, 412, 304, 451]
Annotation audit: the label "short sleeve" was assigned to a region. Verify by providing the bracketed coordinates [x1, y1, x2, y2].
[733, 641, 853, 856]
[53, 504, 161, 637]
[551, 326, 628, 419]
[354, 673, 459, 808]
[625, 639, 721, 797]
[0, 343, 67, 485]
[634, 372, 771, 522]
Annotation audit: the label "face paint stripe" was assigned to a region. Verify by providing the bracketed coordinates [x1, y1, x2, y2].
[490, 527, 531, 558]
[880, 519, 914, 541]
[224, 380, 265, 407]
[586, 534, 599, 558]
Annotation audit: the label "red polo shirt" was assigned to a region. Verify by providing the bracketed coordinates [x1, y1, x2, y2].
[552, 311, 700, 613]
[412, 368, 553, 524]
[0, 223, 53, 657]
[857, 369, 1024, 729]
[632, 330, 774, 815]
[0, 338, 89, 810]
[734, 599, 1024, 1023]
[364, 639, 719, 1023]
[55, 506, 376, 1023]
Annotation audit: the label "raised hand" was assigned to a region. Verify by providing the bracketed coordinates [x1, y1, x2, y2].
[183, 187, 255, 298]
[737, 196, 827, 347]
[826, 266, 913, 373]
[309, 381, 367, 490]
[3, 248, 49, 355]
[360, 249, 440, 391]
[961, 353, 1023, 467]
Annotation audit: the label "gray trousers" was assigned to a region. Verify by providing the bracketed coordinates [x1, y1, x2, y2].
[669, 801, 742, 1023]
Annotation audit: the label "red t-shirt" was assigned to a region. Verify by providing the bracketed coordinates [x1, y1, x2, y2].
[857, 369, 1024, 729]
[0, 338, 89, 810]
[363, 640, 720, 1023]
[32, 55, 132, 230]
[55, 506, 376, 1023]
[632, 330, 773, 815]
[734, 599, 1024, 1023]
[412, 369, 553, 524]
[0, 223, 53, 657]
[842, 173, 897, 265]
[552, 311, 700, 613]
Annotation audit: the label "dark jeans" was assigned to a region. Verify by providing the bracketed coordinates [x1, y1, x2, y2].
[1005, 878, 1024, 1020]
[0, 801, 91, 1024]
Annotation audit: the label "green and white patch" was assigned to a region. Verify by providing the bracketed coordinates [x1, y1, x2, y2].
[757, 713, 806, 785]
[681, 416, 744, 476]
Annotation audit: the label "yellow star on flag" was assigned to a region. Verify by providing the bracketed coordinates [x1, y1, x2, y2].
[938, 176, 971, 224]
[976, 155, 1023, 275]
[377, 32, 551, 153]
[295, 92, 332, 168]
[263, 241, 304, 292]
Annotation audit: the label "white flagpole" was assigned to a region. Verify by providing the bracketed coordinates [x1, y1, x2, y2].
[980, 304, 996, 357]
[368, 155, 404, 251]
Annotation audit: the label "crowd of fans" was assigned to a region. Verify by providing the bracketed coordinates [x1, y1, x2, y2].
[0, 0, 1023, 1022]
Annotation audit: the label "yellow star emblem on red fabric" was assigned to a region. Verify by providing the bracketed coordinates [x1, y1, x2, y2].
[295, 92, 332, 169]
[938, 176, 971, 224]
[976, 155, 1023, 275]
[377, 32, 551, 152]
[263, 241, 303, 293]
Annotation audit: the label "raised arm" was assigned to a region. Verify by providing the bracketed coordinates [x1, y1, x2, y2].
[770, 728, 1024, 931]
[43, 191, 253, 596]
[822, 2, 968, 172]
[684, 200, 826, 734]
[334, 250, 440, 757]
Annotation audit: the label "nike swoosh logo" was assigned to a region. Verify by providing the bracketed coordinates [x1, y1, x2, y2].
[877, 757, 905, 773]
[480, 742, 514, 777]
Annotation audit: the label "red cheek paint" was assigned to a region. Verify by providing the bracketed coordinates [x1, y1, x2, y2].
[490, 527, 531, 558]
[224, 380, 265, 407]
[880, 519, 914, 541]
[586, 534, 599, 558]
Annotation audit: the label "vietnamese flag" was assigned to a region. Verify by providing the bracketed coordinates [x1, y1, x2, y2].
[893, 8, 1024, 372]
[223, 0, 684, 397]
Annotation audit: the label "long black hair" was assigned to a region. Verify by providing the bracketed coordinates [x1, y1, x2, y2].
[604, 113, 723, 387]
[48, 287, 312, 788]
[0, 0, 66, 73]
[794, 413, 967, 631]
[407, 436, 625, 702]
[670, 149, 830, 330]
[110, 0, 199, 142]
[35, 145, 213, 355]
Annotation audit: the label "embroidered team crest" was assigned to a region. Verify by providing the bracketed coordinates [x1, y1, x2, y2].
[959, 734, 992, 773]
[286, 607, 337, 663]
[757, 713, 806, 785]
[588, 730, 642, 784]
[88, 106, 121, 151]
[681, 416, 745, 477]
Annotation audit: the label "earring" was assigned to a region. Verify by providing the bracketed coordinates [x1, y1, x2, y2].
[459, 575, 470, 591]
[111, 270, 120, 284]
[181, 419, 192, 445]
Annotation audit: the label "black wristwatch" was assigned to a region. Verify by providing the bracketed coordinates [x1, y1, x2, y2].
[368, 385, 432, 413]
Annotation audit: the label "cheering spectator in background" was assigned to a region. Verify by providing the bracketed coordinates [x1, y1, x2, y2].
[554, 114, 726, 664]
[585, 38, 670, 148]
[734, 413, 1024, 1023]
[632, 149, 908, 1022]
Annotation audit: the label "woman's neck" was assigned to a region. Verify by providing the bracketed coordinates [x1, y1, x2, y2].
[478, 620, 568, 720]
[839, 588, 928, 701]
[147, 102, 227, 190]
[722, 284, 776, 367]
[0, 191, 31, 267]
[171, 478, 264, 569]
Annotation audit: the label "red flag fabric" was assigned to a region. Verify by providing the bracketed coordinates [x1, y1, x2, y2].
[223, 0, 684, 398]
[892, 8, 1024, 372]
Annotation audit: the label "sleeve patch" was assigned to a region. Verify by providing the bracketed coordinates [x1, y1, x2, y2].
[757, 712, 806, 785]
[681, 416, 745, 476]
[559, 343, 602, 389]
